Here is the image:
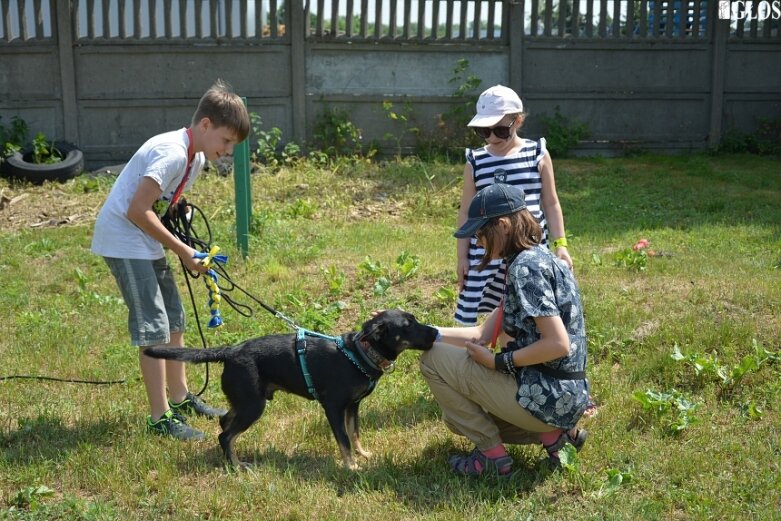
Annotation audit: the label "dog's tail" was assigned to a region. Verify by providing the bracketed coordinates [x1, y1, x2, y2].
[143, 346, 233, 364]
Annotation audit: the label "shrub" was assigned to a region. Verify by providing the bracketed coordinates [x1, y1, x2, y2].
[312, 107, 364, 157]
[540, 106, 590, 157]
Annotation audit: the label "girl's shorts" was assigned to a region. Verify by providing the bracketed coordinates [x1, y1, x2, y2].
[104, 256, 185, 347]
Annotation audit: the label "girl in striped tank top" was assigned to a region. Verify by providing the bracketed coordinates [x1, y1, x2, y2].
[455, 85, 572, 325]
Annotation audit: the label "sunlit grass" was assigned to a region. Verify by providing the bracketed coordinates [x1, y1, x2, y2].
[1, 153, 779, 519]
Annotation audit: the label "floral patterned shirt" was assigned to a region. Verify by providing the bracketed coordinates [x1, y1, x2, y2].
[502, 245, 589, 430]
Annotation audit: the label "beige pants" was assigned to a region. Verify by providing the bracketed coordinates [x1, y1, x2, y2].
[419, 342, 556, 451]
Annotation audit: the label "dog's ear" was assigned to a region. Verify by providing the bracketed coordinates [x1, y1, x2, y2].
[360, 316, 386, 342]
[364, 322, 384, 342]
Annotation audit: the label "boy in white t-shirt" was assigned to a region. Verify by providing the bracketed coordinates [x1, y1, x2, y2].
[92, 79, 250, 440]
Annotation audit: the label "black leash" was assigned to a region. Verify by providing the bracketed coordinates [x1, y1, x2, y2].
[0, 375, 125, 384]
[163, 199, 220, 397]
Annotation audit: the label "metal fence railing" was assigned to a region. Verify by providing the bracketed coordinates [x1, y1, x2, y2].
[525, 0, 712, 39]
[306, 0, 506, 42]
[0, 0, 287, 43]
[1, 1, 779, 44]
[71, 0, 287, 41]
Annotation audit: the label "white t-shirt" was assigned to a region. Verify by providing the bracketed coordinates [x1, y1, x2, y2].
[91, 128, 205, 259]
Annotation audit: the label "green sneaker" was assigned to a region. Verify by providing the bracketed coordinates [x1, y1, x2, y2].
[169, 392, 227, 419]
[146, 410, 205, 441]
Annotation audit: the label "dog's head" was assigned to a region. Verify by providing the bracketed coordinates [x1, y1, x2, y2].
[357, 309, 438, 362]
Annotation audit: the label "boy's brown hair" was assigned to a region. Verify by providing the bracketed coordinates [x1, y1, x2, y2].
[192, 79, 250, 142]
[476, 209, 542, 271]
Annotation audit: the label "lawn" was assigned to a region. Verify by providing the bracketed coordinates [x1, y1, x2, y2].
[0, 153, 779, 520]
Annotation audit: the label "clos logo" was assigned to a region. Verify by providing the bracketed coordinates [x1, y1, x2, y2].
[718, 1, 781, 20]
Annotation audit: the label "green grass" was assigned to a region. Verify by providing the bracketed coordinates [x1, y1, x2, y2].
[1, 153, 780, 520]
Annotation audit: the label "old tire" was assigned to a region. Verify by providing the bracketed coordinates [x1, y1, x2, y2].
[2, 142, 85, 184]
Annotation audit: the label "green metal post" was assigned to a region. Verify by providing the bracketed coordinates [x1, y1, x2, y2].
[233, 97, 251, 257]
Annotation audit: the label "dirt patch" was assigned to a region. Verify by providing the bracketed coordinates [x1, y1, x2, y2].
[631, 319, 660, 341]
[0, 183, 102, 232]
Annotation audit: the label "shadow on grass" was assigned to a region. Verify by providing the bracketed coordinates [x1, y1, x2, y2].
[180, 437, 554, 513]
[341, 441, 553, 511]
[359, 394, 441, 430]
[1, 415, 123, 465]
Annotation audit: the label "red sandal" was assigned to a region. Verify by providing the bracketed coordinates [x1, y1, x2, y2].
[448, 448, 513, 477]
[543, 429, 587, 467]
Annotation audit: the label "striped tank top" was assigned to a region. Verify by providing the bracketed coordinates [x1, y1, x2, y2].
[454, 138, 549, 325]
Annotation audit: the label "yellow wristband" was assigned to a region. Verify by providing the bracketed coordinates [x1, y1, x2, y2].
[552, 237, 568, 249]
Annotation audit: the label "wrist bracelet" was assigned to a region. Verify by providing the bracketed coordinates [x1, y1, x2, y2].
[504, 352, 517, 375]
[494, 351, 517, 376]
[552, 236, 568, 249]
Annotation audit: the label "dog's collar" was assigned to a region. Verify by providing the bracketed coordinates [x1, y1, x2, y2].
[354, 335, 395, 374]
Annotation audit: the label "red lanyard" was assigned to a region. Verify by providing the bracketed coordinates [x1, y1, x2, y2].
[170, 128, 195, 207]
[490, 264, 509, 349]
[490, 305, 503, 350]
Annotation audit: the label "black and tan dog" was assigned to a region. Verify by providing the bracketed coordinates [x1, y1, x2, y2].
[144, 309, 438, 469]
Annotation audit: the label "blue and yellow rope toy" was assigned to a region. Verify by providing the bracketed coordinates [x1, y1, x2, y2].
[192, 245, 228, 328]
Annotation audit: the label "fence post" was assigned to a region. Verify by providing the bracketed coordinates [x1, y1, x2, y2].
[56, 0, 79, 144]
[234, 97, 251, 257]
[709, 3, 729, 149]
[289, 0, 306, 147]
[508, 0, 524, 97]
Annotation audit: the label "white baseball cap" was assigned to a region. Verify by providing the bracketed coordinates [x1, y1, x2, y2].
[467, 85, 524, 127]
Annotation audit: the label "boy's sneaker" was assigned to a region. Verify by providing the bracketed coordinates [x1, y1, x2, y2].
[146, 410, 205, 441]
[169, 392, 227, 419]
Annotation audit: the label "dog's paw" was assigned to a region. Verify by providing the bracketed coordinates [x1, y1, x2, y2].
[355, 447, 373, 459]
[352, 439, 372, 459]
[238, 461, 254, 471]
[224, 460, 255, 473]
[342, 458, 359, 471]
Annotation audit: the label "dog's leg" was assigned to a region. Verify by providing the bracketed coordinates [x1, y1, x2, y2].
[219, 408, 235, 431]
[345, 401, 372, 459]
[323, 403, 356, 469]
[218, 398, 266, 468]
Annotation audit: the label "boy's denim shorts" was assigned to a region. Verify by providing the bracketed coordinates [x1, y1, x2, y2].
[104, 257, 185, 347]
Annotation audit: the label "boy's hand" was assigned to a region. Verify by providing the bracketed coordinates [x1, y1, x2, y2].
[168, 197, 192, 222]
[180, 248, 208, 274]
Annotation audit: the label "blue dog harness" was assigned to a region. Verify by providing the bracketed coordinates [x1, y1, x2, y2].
[295, 328, 378, 401]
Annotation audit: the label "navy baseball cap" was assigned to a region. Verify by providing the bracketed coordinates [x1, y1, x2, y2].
[454, 183, 527, 239]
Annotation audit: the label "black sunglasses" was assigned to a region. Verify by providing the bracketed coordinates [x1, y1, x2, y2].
[473, 120, 515, 140]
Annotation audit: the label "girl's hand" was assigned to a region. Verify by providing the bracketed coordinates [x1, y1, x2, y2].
[465, 339, 496, 369]
[456, 257, 470, 291]
[556, 247, 574, 271]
